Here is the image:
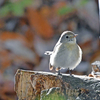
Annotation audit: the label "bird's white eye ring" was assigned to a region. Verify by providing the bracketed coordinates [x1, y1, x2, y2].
[66, 36, 69, 38]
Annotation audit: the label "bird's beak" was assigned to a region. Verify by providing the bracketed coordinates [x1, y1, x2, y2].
[74, 34, 78, 37]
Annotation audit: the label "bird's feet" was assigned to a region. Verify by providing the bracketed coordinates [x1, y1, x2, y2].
[68, 69, 74, 77]
[57, 70, 62, 76]
[56, 67, 62, 76]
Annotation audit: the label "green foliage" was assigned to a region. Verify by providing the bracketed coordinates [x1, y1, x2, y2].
[42, 93, 66, 100]
[57, 6, 74, 16]
[0, 0, 33, 17]
[57, 0, 88, 16]
[41, 90, 67, 100]
[80, 0, 88, 5]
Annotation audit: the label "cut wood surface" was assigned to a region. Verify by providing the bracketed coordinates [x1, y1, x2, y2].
[15, 69, 100, 100]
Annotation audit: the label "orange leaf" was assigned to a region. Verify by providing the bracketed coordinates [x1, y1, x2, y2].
[27, 8, 54, 39]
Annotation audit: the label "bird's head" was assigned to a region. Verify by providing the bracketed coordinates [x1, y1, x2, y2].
[59, 31, 78, 44]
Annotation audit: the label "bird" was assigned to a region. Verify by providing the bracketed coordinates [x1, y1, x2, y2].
[45, 31, 82, 75]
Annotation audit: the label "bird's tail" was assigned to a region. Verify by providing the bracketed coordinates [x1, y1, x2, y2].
[44, 51, 52, 55]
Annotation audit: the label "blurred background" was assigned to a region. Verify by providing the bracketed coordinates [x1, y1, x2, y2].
[0, 0, 99, 99]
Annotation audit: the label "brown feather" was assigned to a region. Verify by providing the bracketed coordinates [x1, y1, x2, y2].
[55, 67, 61, 71]
[49, 63, 53, 70]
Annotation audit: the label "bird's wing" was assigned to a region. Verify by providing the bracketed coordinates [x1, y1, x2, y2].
[44, 51, 53, 55]
[45, 41, 61, 55]
[53, 41, 62, 52]
[49, 63, 53, 70]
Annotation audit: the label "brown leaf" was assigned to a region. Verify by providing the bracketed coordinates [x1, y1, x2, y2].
[0, 31, 28, 42]
[27, 8, 54, 39]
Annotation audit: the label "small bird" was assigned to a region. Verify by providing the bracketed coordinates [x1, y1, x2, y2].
[45, 31, 82, 75]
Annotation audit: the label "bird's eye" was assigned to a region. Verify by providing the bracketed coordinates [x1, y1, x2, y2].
[66, 36, 69, 38]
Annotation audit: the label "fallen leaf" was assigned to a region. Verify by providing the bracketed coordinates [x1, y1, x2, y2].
[27, 8, 54, 39]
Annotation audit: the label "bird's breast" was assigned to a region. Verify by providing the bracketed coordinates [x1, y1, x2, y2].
[50, 43, 82, 69]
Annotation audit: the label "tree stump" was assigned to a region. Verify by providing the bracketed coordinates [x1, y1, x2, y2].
[15, 69, 100, 100]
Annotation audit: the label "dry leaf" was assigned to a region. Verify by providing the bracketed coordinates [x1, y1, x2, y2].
[27, 8, 54, 39]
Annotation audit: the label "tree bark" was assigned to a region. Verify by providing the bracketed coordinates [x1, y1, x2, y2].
[15, 69, 100, 100]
